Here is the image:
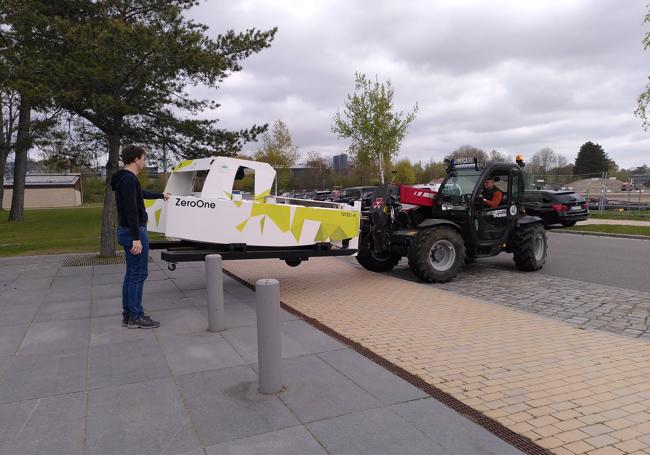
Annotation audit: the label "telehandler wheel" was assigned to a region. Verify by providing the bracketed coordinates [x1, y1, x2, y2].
[356, 231, 401, 273]
[511, 223, 547, 271]
[408, 227, 465, 283]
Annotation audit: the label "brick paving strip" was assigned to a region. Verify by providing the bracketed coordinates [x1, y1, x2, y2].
[225, 257, 650, 455]
[392, 261, 650, 340]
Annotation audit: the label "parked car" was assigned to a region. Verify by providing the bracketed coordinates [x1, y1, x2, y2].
[523, 190, 589, 228]
[313, 190, 333, 201]
[335, 186, 378, 204]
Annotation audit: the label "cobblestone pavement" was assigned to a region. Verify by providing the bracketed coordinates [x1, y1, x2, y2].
[388, 259, 650, 341]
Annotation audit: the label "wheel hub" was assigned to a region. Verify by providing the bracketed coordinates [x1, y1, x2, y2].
[428, 239, 456, 272]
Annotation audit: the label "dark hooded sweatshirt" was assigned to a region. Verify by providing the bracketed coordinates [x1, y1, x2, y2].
[110, 169, 164, 240]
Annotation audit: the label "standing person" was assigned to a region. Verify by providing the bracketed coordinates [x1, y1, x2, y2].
[110, 144, 170, 328]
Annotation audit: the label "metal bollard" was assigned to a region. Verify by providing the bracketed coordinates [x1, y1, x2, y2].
[205, 254, 225, 332]
[256, 279, 282, 394]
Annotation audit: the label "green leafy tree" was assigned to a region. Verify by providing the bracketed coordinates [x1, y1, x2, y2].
[393, 158, 416, 184]
[636, 5, 650, 129]
[574, 141, 610, 176]
[1, 1, 64, 220]
[299, 151, 333, 190]
[332, 73, 418, 184]
[415, 160, 446, 183]
[2, 0, 276, 253]
[0, 89, 19, 210]
[254, 120, 299, 191]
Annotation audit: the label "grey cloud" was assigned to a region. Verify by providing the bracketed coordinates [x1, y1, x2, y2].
[186, 0, 649, 168]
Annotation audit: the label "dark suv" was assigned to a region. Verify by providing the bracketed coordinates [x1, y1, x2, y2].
[335, 186, 378, 204]
[523, 190, 589, 228]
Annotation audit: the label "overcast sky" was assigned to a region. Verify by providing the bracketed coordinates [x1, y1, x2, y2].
[188, 0, 649, 169]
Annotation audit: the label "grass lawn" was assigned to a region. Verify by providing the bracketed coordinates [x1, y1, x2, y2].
[565, 224, 650, 237]
[589, 210, 650, 221]
[0, 206, 104, 257]
[0, 206, 166, 257]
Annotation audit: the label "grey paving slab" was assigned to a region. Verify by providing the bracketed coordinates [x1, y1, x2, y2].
[0, 280, 11, 294]
[0, 287, 47, 306]
[307, 407, 451, 455]
[390, 398, 524, 455]
[0, 324, 28, 356]
[90, 314, 156, 346]
[86, 378, 200, 455]
[44, 286, 93, 303]
[149, 307, 208, 334]
[87, 337, 171, 389]
[192, 298, 259, 329]
[143, 294, 195, 313]
[144, 278, 181, 295]
[10, 276, 53, 290]
[281, 319, 345, 353]
[57, 265, 93, 276]
[147, 269, 170, 281]
[0, 392, 85, 455]
[92, 282, 123, 299]
[0, 303, 39, 328]
[176, 365, 299, 446]
[277, 354, 381, 423]
[318, 348, 428, 405]
[172, 275, 211, 292]
[91, 263, 126, 274]
[90, 296, 123, 317]
[92, 271, 126, 285]
[17, 318, 89, 355]
[50, 274, 93, 289]
[158, 331, 246, 376]
[33, 299, 91, 322]
[22, 266, 61, 279]
[205, 426, 326, 455]
[0, 350, 87, 404]
[0, 355, 11, 379]
[222, 323, 328, 364]
[0, 268, 22, 281]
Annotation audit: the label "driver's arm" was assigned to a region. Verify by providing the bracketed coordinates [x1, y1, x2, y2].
[483, 191, 503, 208]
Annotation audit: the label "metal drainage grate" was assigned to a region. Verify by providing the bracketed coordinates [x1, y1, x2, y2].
[224, 269, 553, 455]
[62, 254, 125, 267]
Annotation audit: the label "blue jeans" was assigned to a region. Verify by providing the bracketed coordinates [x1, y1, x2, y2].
[117, 226, 149, 319]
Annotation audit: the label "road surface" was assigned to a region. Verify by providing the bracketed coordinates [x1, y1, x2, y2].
[480, 232, 650, 292]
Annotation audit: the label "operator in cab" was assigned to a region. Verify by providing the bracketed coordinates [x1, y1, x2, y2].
[481, 177, 503, 208]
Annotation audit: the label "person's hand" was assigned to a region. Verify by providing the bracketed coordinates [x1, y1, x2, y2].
[163, 192, 171, 201]
[131, 240, 143, 255]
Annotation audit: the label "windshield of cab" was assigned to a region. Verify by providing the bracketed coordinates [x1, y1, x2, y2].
[439, 168, 481, 202]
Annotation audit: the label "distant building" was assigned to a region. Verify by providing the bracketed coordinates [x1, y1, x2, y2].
[100, 165, 160, 179]
[3, 174, 82, 208]
[333, 154, 348, 174]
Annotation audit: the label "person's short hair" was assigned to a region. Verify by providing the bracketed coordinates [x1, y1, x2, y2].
[121, 144, 145, 165]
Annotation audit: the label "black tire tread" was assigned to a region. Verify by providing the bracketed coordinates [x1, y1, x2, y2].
[356, 232, 400, 272]
[407, 227, 465, 283]
[511, 223, 547, 271]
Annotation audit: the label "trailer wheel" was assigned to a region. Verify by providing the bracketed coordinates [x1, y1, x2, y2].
[408, 227, 464, 283]
[511, 223, 547, 271]
[168, 263, 176, 272]
[284, 258, 302, 267]
[356, 231, 400, 273]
